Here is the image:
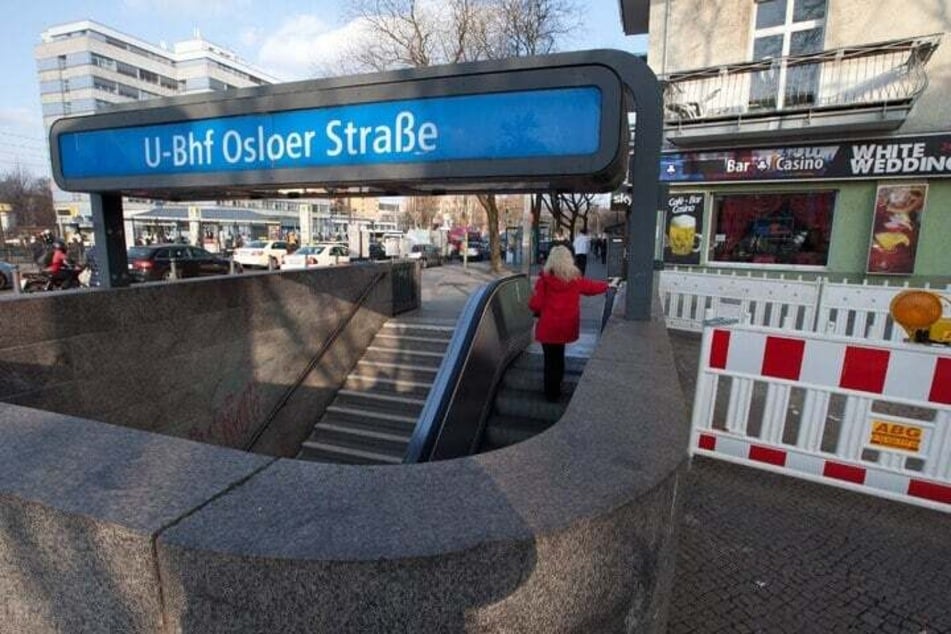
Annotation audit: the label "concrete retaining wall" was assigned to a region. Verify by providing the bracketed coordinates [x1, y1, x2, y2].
[0, 287, 689, 632]
[0, 263, 406, 455]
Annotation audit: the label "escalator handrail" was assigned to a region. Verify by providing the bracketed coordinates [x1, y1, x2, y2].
[403, 274, 528, 463]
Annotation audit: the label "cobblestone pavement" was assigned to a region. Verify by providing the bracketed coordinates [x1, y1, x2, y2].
[666, 330, 951, 634]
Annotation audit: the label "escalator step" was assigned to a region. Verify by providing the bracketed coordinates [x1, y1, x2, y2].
[481, 414, 557, 450]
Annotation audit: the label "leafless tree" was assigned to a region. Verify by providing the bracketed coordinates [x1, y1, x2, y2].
[404, 196, 440, 229]
[340, 0, 582, 271]
[0, 167, 55, 233]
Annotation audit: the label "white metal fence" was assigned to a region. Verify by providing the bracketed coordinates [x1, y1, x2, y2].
[690, 317, 951, 512]
[660, 268, 951, 341]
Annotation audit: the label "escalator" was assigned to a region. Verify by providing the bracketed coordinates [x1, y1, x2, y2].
[477, 351, 587, 453]
[297, 274, 614, 465]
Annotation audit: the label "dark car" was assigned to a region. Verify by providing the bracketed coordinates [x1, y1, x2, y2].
[410, 244, 443, 267]
[127, 244, 237, 282]
[368, 243, 388, 260]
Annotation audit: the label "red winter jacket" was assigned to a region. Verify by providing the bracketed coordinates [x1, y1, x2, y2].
[528, 272, 609, 344]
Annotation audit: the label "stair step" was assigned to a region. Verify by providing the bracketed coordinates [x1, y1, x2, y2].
[382, 322, 455, 340]
[307, 422, 412, 456]
[324, 405, 418, 426]
[343, 375, 433, 398]
[370, 334, 451, 354]
[337, 389, 426, 406]
[354, 361, 439, 383]
[333, 391, 425, 417]
[317, 409, 417, 437]
[361, 348, 445, 368]
[298, 441, 403, 465]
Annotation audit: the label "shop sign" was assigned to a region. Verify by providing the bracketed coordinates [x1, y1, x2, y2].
[866, 183, 927, 275]
[868, 418, 924, 453]
[661, 134, 951, 183]
[663, 192, 705, 265]
[610, 187, 632, 210]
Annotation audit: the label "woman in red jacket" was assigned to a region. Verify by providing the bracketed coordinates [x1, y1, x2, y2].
[528, 245, 609, 402]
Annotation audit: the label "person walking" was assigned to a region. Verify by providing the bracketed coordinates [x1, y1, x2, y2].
[528, 245, 610, 402]
[573, 228, 590, 275]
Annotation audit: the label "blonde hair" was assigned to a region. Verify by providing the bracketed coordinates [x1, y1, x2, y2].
[544, 245, 580, 281]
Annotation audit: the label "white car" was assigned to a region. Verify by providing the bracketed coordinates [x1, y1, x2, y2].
[280, 243, 350, 270]
[232, 240, 293, 269]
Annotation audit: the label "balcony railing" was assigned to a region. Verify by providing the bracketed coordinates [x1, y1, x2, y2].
[662, 35, 940, 125]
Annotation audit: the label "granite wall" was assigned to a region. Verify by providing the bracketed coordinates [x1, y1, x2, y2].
[0, 263, 407, 455]
[0, 289, 689, 632]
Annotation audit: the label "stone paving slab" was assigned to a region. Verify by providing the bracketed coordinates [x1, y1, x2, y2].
[667, 330, 951, 634]
[418, 263, 951, 632]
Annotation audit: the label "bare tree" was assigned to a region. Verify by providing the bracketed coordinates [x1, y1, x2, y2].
[341, 0, 582, 271]
[558, 192, 595, 236]
[404, 195, 440, 229]
[0, 167, 55, 232]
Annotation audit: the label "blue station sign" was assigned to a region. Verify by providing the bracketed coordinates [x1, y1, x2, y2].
[58, 88, 601, 178]
[48, 53, 631, 197]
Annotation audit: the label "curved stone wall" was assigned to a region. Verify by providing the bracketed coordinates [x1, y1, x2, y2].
[0, 300, 689, 633]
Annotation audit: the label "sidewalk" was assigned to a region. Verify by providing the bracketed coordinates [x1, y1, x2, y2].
[410, 258, 951, 633]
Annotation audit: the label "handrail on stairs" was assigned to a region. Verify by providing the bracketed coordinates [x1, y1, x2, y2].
[244, 270, 387, 452]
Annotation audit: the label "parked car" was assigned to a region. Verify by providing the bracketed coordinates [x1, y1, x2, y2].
[280, 243, 350, 270]
[368, 243, 388, 260]
[127, 244, 237, 282]
[0, 260, 16, 290]
[232, 240, 294, 269]
[409, 244, 443, 267]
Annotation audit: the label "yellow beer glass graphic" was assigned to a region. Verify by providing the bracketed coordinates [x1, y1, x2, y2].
[668, 214, 701, 256]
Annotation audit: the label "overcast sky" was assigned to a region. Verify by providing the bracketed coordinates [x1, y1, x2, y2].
[0, 0, 647, 177]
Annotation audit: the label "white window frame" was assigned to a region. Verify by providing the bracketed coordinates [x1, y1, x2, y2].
[750, 0, 827, 109]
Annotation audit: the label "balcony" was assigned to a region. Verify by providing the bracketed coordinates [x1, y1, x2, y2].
[662, 35, 940, 146]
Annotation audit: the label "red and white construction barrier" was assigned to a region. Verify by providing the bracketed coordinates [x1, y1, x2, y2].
[691, 321, 951, 512]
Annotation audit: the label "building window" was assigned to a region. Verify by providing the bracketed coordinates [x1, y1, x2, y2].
[750, 0, 826, 110]
[710, 191, 835, 266]
[116, 61, 138, 78]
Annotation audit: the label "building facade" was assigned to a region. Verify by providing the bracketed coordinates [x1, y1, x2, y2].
[626, 0, 950, 284]
[34, 20, 280, 225]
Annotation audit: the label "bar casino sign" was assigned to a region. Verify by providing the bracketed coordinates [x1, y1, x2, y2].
[661, 134, 951, 183]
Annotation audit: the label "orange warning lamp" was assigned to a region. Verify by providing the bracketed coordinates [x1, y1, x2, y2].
[889, 290, 951, 344]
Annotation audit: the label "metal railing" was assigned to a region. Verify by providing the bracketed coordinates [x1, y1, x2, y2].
[663, 35, 940, 123]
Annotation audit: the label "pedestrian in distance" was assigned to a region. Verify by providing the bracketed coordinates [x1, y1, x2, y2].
[551, 228, 573, 254]
[528, 245, 612, 402]
[573, 228, 590, 275]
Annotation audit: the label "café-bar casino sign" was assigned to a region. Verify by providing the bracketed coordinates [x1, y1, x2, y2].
[661, 134, 951, 183]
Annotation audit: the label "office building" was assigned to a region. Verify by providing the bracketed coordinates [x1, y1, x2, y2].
[34, 20, 280, 223]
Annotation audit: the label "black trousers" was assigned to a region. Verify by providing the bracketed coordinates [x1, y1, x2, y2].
[575, 253, 587, 275]
[542, 343, 566, 401]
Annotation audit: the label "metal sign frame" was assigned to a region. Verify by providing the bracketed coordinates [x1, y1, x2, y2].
[49, 50, 661, 321]
[51, 53, 630, 199]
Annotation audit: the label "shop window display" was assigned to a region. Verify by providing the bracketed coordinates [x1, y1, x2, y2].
[711, 192, 835, 266]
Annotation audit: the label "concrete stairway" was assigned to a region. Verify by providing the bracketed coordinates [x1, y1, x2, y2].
[297, 318, 455, 465]
[478, 351, 587, 452]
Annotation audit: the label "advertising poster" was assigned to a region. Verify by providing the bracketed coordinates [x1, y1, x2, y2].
[663, 193, 705, 265]
[866, 183, 927, 275]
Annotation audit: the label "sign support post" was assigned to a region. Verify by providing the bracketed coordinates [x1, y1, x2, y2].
[90, 193, 129, 289]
